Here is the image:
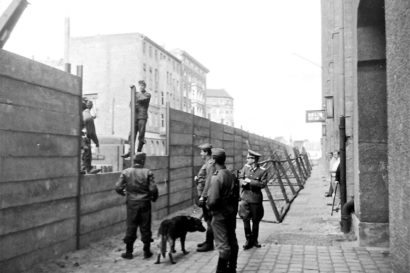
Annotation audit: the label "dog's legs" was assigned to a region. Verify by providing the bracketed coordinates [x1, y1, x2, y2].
[180, 234, 189, 255]
[169, 238, 176, 253]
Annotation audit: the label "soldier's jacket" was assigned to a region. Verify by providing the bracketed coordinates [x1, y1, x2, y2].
[115, 164, 158, 203]
[239, 164, 268, 204]
[207, 167, 237, 216]
[82, 109, 99, 147]
[135, 91, 151, 120]
[197, 158, 215, 198]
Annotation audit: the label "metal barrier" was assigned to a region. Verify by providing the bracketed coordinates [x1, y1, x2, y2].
[258, 147, 312, 223]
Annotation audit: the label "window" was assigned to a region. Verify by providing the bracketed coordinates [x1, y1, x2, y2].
[155, 49, 158, 60]
[149, 45, 152, 58]
[143, 42, 146, 55]
[161, 92, 164, 105]
[161, 114, 165, 127]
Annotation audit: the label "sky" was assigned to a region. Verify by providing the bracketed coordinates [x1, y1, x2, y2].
[2, 0, 323, 142]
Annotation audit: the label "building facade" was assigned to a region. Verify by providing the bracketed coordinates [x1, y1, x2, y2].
[205, 89, 234, 126]
[172, 49, 209, 117]
[322, 1, 410, 272]
[69, 33, 183, 155]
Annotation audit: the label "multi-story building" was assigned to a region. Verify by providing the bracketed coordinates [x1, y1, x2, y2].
[68, 33, 182, 155]
[205, 89, 234, 126]
[171, 49, 209, 117]
[322, 1, 410, 271]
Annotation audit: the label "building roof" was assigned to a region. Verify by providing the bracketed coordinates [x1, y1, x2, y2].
[206, 89, 233, 99]
[172, 49, 210, 73]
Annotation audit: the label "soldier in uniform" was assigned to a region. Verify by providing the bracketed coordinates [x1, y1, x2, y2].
[115, 152, 159, 259]
[81, 100, 100, 174]
[207, 148, 239, 273]
[238, 149, 268, 250]
[195, 143, 216, 252]
[122, 80, 151, 157]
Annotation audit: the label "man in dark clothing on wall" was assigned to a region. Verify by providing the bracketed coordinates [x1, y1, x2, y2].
[115, 152, 159, 259]
[238, 149, 268, 250]
[81, 99, 100, 174]
[207, 148, 239, 273]
[122, 80, 151, 157]
[195, 143, 216, 252]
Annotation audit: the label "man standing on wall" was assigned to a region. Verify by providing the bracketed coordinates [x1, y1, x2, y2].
[81, 99, 100, 174]
[122, 80, 151, 157]
[206, 148, 239, 273]
[238, 149, 267, 250]
[195, 143, 216, 252]
[115, 152, 158, 259]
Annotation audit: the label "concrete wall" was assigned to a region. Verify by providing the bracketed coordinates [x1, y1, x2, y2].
[385, 1, 410, 272]
[0, 49, 82, 273]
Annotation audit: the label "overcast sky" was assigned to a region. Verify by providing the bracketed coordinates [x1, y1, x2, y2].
[3, 0, 322, 142]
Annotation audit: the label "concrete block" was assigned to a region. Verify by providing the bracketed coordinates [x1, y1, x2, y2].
[169, 188, 192, 206]
[0, 198, 76, 236]
[193, 125, 210, 137]
[169, 156, 192, 169]
[0, 50, 81, 95]
[81, 172, 120, 195]
[224, 125, 234, 134]
[0, 177, 77, 210]
[170, 167, 192, 181]
[193, 116, 210, 128]
[80, 190, 124, 214]
[170, 133, 193, 145]
[80, 205, 126, 234]
[169, 145, 193, 156]
[169, 178, 192, 194]
[145, 156, 168, 170]
[169, 120, 193, 134]
[80, 221, 124, 249]
[170, 109, 193, 122]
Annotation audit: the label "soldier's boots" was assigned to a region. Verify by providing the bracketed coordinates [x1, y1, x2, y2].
[216, 257, 229, 273]
[243, 227, 253, 250]
[197, 229, 214, 252]
[121, 151, 131, 159]
[143, 242, 153, 259]
[197, 241, 207, 248]
[121, 243, 134, 259]
[252, 226, 261, 248]
[227, 247, 238, 273]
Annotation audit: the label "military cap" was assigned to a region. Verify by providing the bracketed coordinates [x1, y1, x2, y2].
[138, 80, 147, 86]
[211, 148, 226, 161]
[198, 143, 212, 151]
[133, 152, 146, 163]
[247, 149, 262, 158]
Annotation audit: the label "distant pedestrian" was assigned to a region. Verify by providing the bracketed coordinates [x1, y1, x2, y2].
[329, 151, 340, 201]
[325, 152, 334, 197]
[206, 148, 239, 273]
[195, 143, 216, 252]
[238, 149, 268, 250]
[115, 152, 158, 260]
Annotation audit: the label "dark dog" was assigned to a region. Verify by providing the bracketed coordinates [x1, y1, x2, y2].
[155, 215, 205, 264]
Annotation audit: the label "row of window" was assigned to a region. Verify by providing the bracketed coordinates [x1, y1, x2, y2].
[142, 41, 180, 73]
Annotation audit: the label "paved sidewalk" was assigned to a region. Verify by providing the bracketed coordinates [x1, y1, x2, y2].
[27, 164, 391, 273]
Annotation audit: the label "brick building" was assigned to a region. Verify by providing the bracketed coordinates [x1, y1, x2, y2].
[69, 33, 183, 155]
[171, 49, 209, 117]
[205, 88, 234, 126]
[322, 1, 410, 272]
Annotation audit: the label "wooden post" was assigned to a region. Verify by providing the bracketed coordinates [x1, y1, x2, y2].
[130, 86, 136, 167]
[75, 65, 83, 250]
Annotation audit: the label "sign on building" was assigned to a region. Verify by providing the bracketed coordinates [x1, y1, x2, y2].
[306, 110, 325, 123]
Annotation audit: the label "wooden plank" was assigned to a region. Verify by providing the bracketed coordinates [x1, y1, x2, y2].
[80, 205, 126, 235]
[169, 178, 192, 194]
[170, 167, 193, 180]
[145, 156, 168, 170]
[193, 136, 211, 146]
[169, 119, 193, 134]
[0, 218, 76, 261]
[169, 199, 193, 214]
[193, 125, 210, 137]
[169, 145, 193, 156]
[0, 76, 79, 114]
[170, 109, 193, 122]
[80, 190, 124, 214]
[224, 125, 234, 134]
[169, 188, 192, 206]
[0, 157, 78, 183]
[0, 49, 81, 96]
[170, 133, 193, 145]
[0, 198, 76, 236]
[0, 177, 77, 210]
[193, 115, 209, 128]
[81, 172, 120, 195]
[169, 156, 192, 169]
[80, 221, 124, 249]
[0, 131, 78, 157]
[0, 237, 76, 273]
[0, 104, 79, 136]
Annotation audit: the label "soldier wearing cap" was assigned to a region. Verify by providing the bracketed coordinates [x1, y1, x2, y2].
[207, 148, 239, 273]
[122, 80, 151, 157]
[115, 152, 159, 260]
[195, 143, 216, 252]
[239, 149, 268, 250]
[80, 98, 100, 174]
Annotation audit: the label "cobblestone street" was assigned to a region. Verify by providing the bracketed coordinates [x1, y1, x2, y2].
[27, 164, 391, 273]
